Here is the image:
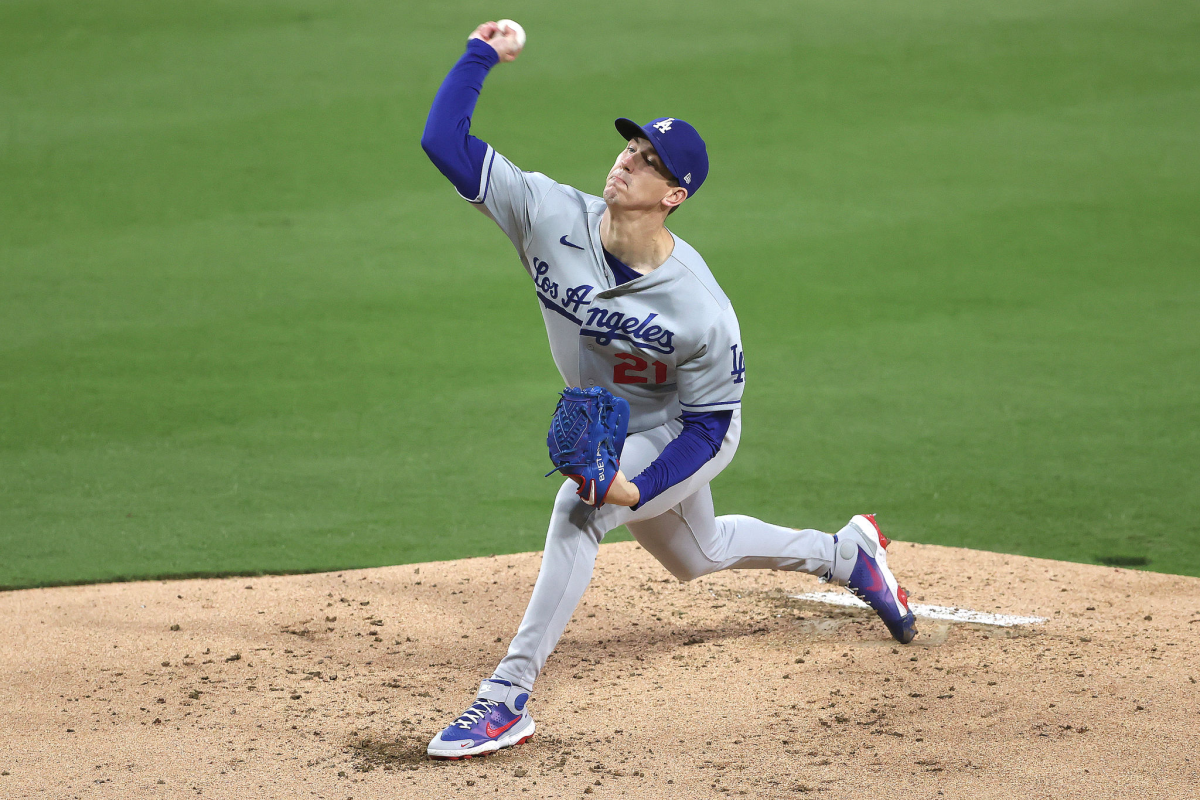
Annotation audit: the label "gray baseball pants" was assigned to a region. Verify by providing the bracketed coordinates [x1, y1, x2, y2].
[492, 411, 838, 690]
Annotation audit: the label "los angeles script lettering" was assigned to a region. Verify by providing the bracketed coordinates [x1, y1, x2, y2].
[582, 308, 675, 354]
[533, 257, 594, 315]
[531, 255, 676, 354]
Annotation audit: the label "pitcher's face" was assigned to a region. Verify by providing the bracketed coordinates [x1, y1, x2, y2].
[603, 137, 685, 213]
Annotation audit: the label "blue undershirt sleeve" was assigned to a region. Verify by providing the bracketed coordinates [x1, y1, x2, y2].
[629, 411, 733, 510]
[420, 39, 500, 198]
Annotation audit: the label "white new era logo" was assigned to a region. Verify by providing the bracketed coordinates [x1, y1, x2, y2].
[683, 173, 692, 184]
[653, 118, 675, 133]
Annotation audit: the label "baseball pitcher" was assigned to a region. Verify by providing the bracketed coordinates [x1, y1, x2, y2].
[419, 21, 918, 760]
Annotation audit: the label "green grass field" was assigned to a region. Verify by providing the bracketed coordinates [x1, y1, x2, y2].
[2, 0, 1197, 589]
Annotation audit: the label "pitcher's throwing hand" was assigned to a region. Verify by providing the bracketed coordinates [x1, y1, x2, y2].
[468, 20, 523, 62]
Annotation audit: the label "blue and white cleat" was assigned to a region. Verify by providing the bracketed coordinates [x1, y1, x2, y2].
[824, 514, 918, 644]
[427, 678, 535, 760]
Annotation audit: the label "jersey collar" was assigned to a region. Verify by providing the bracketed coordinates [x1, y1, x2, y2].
[586, 200, 680, 297]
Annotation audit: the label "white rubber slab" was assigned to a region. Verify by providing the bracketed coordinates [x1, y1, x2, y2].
[790, 591, 1046, 628]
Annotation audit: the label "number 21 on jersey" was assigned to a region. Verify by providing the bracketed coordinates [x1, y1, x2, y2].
[613, 353, 669, 384]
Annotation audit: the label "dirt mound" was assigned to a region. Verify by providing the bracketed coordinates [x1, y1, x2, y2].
[1, 541, 1197, 799]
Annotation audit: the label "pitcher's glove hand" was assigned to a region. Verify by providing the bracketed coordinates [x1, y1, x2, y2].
[545, 387, 630, 507]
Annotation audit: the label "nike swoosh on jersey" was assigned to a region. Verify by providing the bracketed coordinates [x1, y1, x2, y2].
[559, 235, 585, 250]
[485, 717, 521, 738]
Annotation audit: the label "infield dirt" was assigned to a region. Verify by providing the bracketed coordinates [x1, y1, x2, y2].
[1, 541, 1197, 799]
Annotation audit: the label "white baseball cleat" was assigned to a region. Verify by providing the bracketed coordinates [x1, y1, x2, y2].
[823, 514, 918, 644]
[427, 679, 535, 760]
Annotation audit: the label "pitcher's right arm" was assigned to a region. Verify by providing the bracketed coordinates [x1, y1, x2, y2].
[421, 23, 555, 253]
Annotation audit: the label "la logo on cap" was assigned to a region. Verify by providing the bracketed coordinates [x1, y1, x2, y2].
[653, 118, 675, 133]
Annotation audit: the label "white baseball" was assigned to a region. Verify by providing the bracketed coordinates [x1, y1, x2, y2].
[496, 19, 526, 50]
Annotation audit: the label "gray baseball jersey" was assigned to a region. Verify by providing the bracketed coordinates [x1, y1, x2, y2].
[463, 145, 746, 433]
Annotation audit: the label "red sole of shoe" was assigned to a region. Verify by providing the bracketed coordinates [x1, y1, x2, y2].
[429, 733, 534, 761]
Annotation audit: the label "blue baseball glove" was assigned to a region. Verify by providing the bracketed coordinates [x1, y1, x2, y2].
[545, 387, 630, 507]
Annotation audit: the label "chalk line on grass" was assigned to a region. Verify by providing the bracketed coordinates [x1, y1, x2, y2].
[791, 591, 1047, 627]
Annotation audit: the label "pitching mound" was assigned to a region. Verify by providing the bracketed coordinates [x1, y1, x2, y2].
[1, 541, 1197, 799]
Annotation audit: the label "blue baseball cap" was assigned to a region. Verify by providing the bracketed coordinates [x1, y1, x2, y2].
[614, 117, 709, 198]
